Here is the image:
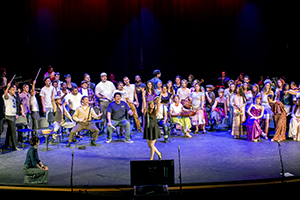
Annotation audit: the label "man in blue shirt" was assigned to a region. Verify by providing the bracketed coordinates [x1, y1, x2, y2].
[150, 69, 161, 90]
[106, 92, 133, 143]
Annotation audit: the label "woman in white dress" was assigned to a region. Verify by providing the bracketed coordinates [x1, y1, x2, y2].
[243, 82, 253, 113]
[231, 85, 246, 138]
[189, 83, 206, 133]
[260, 79, 274, 139]
[289, 98, 300, 141]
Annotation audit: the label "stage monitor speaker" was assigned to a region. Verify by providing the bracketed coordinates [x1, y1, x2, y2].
[130, 159, 174, 186]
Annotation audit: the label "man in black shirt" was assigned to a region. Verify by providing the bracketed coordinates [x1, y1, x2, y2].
[106, 92, 133, 143]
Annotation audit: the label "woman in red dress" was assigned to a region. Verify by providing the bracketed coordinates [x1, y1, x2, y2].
[267, 95, 287, 142]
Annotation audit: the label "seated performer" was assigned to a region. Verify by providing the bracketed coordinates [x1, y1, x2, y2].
[66, 96, 102, 147]
[106, 92, 134, 143]
[288, 97, 300, 141]
[170, 94, 192, 138]
[267, 95, 287, 142]
[209, 88, 228, 131]
[154, 95, 170, 142]
[23, 136, 49, 184]
[50, 92, 74, 144]
[245, 96, 266, 142]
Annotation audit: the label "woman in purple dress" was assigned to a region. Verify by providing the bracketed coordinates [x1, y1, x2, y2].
[143, 81, 157, 111]
[246, 96, 267, 142]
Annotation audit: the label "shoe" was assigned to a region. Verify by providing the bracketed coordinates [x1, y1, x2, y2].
[184, 132, 192, 138]
[49, 138, 56, 145]
[90, 140, 100, 146]
[124, 140, 133, 143]
[105, 139, 112, 143]
[65, 142, 71, 148]
[158, 152, 162, 160]
[13, 147, 23, 151]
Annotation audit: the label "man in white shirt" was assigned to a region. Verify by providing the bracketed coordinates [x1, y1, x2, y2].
[95, 72, 116, 126]
[64, 87, 83, 115]
[112, 82, 129, 102]
[123, 77, 141, 132]
[2, 82, 22, 150]
[30, 80, 39, 134]
[40, 77, 54, 120]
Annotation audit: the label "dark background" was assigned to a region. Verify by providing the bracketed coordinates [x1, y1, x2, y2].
[2, 0, 298, 88]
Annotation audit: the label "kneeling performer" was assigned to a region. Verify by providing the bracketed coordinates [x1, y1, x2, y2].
[66, 96, 102, 147]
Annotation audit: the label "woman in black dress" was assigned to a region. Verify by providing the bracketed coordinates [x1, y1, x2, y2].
[142, 88, 162, 160]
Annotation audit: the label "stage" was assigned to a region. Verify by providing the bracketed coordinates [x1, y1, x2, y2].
[1, 125, 300, 188]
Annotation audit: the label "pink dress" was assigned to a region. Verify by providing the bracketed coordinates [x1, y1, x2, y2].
[245, 106, 263, 141]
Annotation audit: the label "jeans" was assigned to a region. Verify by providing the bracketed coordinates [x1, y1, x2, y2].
[107, 119, 131, 141]
[156, 119, 169, 139]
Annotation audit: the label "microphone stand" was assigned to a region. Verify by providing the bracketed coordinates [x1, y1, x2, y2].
[71, 150, 74, 193]
[178, 146, 182, 195]
[276, 141, 285, 184]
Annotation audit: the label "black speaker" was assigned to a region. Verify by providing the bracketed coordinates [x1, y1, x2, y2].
[130, 159, 174, 186]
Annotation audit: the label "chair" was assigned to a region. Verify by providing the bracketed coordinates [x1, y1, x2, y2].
[47, 112, 54, 125]
[92, 106, 104, 134]
[16, 116, 35, 148]
[37, 117, 58, 151]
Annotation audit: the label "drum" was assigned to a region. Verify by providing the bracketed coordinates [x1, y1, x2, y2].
[181, 99, 193, 109]
[180, 110, 196, 117]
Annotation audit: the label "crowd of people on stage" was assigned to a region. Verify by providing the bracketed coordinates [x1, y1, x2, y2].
[1, 66, 300, 154]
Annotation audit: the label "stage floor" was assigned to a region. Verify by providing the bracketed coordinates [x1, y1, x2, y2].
[1, 126, 300, 187]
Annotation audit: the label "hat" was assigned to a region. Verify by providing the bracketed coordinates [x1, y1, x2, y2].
[153, 69, 161, 76]
[81, 80, 87, 85]
[264, 79, 272, 85]
[100, 72, 107, 77]
[206, 84, 214, 89]
[64, 74, 71, 78]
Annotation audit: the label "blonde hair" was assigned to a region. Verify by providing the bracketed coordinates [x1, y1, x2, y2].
[263, 83, 272, 95]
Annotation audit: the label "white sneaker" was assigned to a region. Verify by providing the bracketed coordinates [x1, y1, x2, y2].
[105, 139, 112, 143]
[125, 140, 133, 143]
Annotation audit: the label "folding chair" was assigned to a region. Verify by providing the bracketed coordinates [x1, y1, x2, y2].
[16, 116, 35, 148]
[37, 117, 57, 151]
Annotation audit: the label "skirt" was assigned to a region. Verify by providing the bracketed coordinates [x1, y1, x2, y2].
[288, 117, 300, 141]
[191, 109, 206, 125]
[171, 116, 192, 130]
[261, 103, 273, 119]
[22, 164, 49, 184]
[143, 115, 161, 140]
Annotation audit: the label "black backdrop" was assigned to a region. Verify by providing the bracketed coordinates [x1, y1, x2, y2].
[2, 0, 298, 88]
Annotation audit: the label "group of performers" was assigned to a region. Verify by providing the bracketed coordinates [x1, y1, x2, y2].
[1, 67, 300, 184]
